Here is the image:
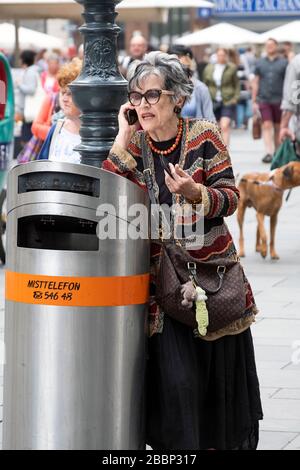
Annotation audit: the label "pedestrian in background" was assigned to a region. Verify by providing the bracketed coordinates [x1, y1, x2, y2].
[252, 38, 288, 163]
[103, 51, 263, 450]
[279, 53, 300, 145]
[31, 92, 60, 142]
[280, 41, 295, 63]
[236, 51, 252, 129]
[15, 49, 39, 146]
[38, 58, 82, 163]
[203, 48, 240, 146]
[168, 45, 215, 122]
[40, 52, 60, 95]
[119, 33, 148, 78]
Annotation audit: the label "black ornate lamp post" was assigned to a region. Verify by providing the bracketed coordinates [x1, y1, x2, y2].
[70, 0, 127, 167]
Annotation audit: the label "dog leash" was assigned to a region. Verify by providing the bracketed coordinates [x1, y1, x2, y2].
[285, 188, 293, 201]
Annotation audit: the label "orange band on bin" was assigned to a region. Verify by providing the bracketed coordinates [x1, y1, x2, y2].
[5, 271, 150, 307]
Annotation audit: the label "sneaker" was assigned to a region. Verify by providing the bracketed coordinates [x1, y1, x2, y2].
[262, 154, 273, 163]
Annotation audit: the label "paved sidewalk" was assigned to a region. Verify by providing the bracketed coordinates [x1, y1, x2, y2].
[228, 130, 300, 450]
[0, 128, 300, 450]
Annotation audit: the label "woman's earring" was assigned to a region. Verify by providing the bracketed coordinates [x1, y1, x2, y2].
[174, 105, 181, 115]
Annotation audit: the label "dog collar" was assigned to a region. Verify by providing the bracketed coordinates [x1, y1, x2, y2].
[240, 177, 283, 192]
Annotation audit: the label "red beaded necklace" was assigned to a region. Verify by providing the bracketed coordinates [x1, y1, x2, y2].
[146, 118, 183, 155]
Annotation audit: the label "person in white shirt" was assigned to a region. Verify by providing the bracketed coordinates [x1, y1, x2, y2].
[38, 58, 82, 163]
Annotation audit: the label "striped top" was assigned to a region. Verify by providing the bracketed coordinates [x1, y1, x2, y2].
[102, 118, 257, 339]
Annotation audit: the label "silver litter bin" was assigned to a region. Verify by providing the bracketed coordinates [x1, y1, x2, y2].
[3, 160, 150, 450]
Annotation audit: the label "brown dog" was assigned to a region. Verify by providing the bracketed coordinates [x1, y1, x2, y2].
[237, 161, 300, 259]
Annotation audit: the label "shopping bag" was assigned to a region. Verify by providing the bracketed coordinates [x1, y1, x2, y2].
[271, 138, 300, 170]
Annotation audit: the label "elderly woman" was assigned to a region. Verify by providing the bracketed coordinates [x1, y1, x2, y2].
[102, 51, 262, 450]
[38, 58, 81, 163]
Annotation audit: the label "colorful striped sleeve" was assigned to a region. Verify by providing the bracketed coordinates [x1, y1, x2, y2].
[199, 124, 239, 218]
[102, 132, 144, 182]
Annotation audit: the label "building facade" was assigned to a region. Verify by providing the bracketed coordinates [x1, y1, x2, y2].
[210, 1, 300, 32]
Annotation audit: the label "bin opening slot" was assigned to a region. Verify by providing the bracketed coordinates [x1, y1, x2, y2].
[18, 171, 100, 197]
[17, 215, 99, 251]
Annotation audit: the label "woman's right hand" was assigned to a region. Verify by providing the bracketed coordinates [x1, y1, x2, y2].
[115, 102, 140, 149]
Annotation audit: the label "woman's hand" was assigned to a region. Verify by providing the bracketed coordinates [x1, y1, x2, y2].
[115, 102, 140, 150]
[164, 163, 202, 202]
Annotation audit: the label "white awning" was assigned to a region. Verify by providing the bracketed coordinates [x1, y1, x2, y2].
[0, 22, 64, 52]
[259, 21, 300, 43]
[175, 22, 262, 46]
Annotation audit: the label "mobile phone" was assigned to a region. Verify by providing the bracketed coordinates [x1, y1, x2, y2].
[125, 109, 138, 125]
[159, 154, 174, 179]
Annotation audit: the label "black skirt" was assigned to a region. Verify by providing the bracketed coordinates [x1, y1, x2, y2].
[146, 316, 263, 450]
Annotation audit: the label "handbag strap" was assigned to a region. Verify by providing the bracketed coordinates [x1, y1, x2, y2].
[48, 119, 65, 159]
[188, 261, 226, 295]
[141, 133, 172, 241]
[141, 133, 158, 205]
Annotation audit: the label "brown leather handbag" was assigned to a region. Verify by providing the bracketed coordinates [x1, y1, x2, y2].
[155, 242, 246, 333]
[252, 111, 262, 140]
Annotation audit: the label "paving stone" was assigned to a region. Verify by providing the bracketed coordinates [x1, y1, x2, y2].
[258, 431, 298, 450]
[255, 288, 300, 303]
[260, 418, 300, 433]
[274, 278, 300, 288]
[255, 301, 293, 318]
[259, 387, 280, 400]
[262, 397, 300, 420]
[254, 344, 295, 363]
[272, 388, 300, 400]
[282, 362, 300, 371]
[283, 434, 300, 450]
[253, 318, 300, 339]
[256, 361, 289, 371]
[258, 369, 300, 389]
[282, 302, 300, 316]
[259, 308, 300, 320]
[254, 335, 298, 347]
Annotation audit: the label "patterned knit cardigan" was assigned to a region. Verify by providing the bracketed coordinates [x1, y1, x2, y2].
[102, 118, 258, 340]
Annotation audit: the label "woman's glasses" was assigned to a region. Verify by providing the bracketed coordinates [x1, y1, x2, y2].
[128, 89, 175, 106]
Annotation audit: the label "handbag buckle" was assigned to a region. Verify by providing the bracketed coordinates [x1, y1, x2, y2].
[187, 262, 197, 277]
[143, 168, 153, 190]
[217, 265, 226, 275]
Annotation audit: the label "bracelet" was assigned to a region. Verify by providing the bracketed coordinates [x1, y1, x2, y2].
[186, 185, 202, 205]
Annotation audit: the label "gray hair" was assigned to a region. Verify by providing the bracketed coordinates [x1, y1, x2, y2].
[127, 51, 194, 102]
[45, 51, 60, 62]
